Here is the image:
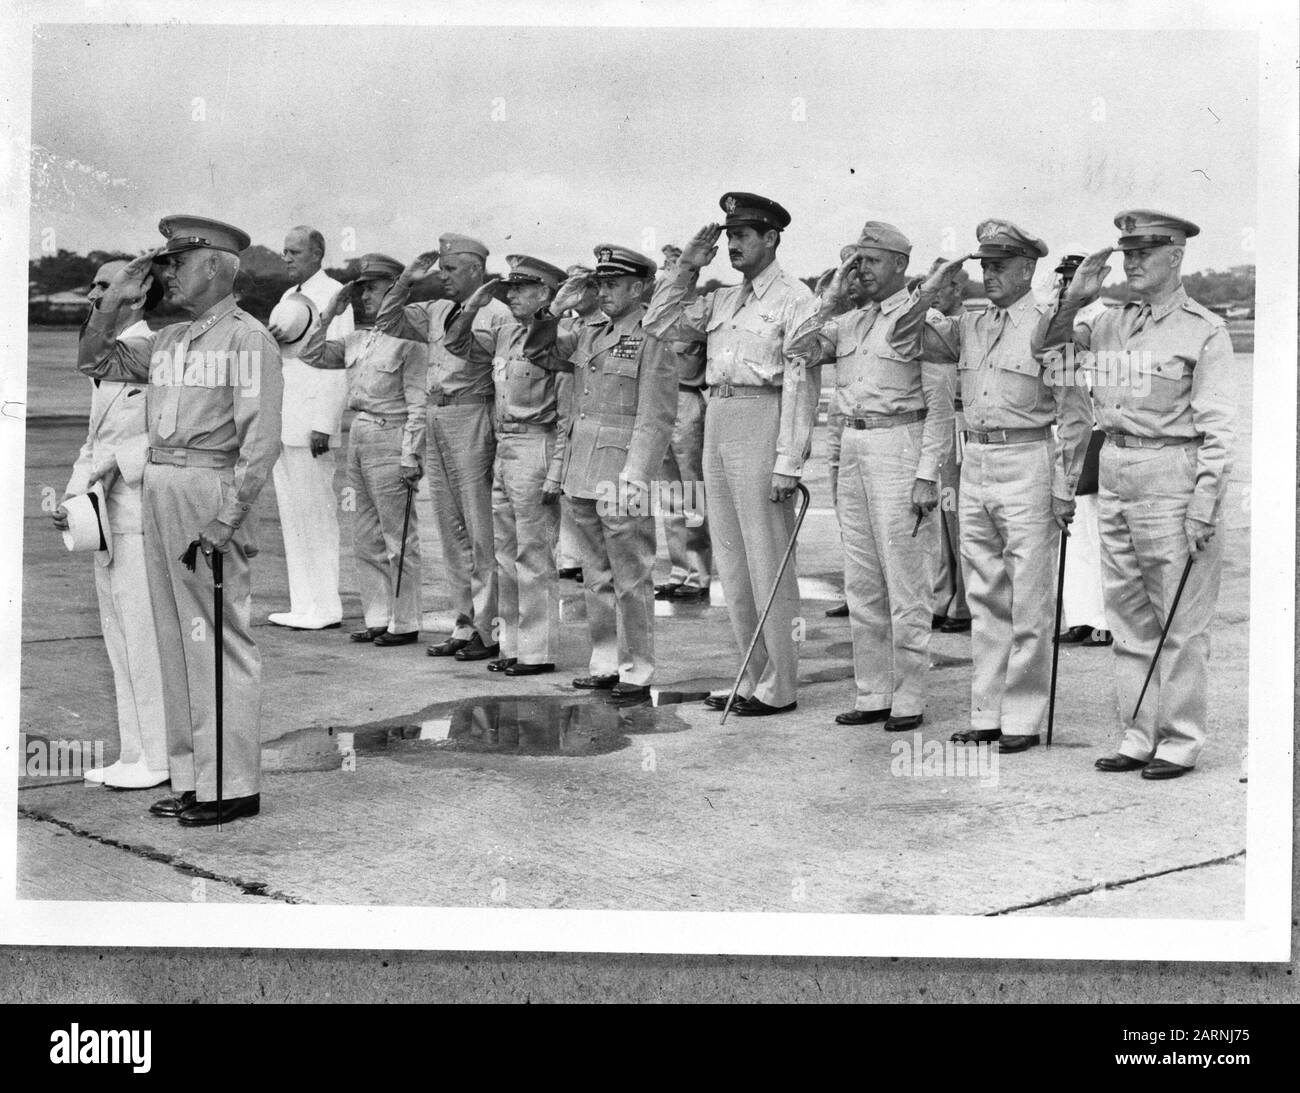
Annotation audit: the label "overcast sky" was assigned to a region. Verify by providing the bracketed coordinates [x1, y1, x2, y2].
[27, 21, 1260, 285]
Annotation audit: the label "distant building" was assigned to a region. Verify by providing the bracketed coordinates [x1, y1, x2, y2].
[29, 290, 91, 324]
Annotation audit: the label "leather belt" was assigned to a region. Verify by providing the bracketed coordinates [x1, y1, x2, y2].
[354, 411, 407, 426]
[963, 425, 1052, 445]
[429, 392, 493, 408]
[1107, 433, 1199, 450]
[847, 408, 928, 430]
[497, 421, 554, 435]
[711, 382, 778, 399]
[148, 446, 237, 469]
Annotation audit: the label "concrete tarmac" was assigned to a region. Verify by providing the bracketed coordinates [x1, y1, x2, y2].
[15, 360, 1253, 921]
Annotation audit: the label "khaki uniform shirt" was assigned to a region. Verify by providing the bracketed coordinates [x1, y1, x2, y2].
[643, 258, 817, 477]
[374, 284, 513, 400]
[78, 295, 284, 530]
[300, 324, 428, 466]
[918, 291, 1091, 498]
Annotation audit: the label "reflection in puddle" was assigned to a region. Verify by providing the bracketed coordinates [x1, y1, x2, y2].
[262, 691, 703, 772]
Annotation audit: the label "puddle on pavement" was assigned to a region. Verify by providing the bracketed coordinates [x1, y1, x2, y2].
[262, 689, 710, 772]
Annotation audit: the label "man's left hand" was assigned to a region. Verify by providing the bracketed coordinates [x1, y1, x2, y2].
[1052, 494, 1076, 531]
[1186, 517, 1215, 556]
[198, 518, 236, 556]
[770, 473, 798, 503]
[309, 431, 330, 457]
[541, 480, 562, 505]
[399, 463, 422, 489]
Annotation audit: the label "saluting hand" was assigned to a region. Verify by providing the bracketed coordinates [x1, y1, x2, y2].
[823, 250, 862, 311]
[1063, 248, 1113, 306]
[464, 277, 502, 312]
[103, 253, 156, 311]
[322, 281, 354, 323]
[400, 251, 442, 286]
[680, 223, 722, 270]
[918, 256, 969, 301]
[550, 272, 591, 317]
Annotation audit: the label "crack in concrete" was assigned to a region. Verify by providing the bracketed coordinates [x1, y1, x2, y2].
[986, 849, 1246, 915]
[18, 806, 308, 904]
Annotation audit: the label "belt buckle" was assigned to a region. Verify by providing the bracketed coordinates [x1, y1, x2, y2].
[716, 380, 733, 399]
[991, 429, 1007, 444]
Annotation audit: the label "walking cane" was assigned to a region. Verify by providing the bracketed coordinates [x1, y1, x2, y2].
[1046, 528, 1068, 747]
[212, 550, 224, 829]
[1132, 555, 1195, 722]
[721, 483, 812, 725]
[394, 481, 415, 600]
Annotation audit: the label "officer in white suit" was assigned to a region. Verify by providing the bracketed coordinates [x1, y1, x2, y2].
[268, 225, 353, 630]
[53, 259, 169, 789]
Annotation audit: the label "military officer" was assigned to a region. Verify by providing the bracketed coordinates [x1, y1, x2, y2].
[915, 219, 1091, 753]
[789, 223, 952, 730]
[528, 245, 678, 701]
[644, 193, 817, 717]
[53, 259, 169, 789]
[1043, 211, 1234, 779]
[375, 233, 512, 657]
[446, 255, 572, 675]
[298, 254, 428, 645]
[268, 225, 352, 631]
[78, 215, 282, 826]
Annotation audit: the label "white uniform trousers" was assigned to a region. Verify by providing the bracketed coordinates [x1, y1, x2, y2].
[142, 463, 262, 800]
[493, 431, 561, 664]
[959, 439, 1058, 735]
[1100, 442, 1224, 768]
[658, 388, 712, 589]
[94, 534, 168, 770]
[347, 417, 421, 634]
[838, 420, 938, 717]
[272, 444, 342, 623]
[568, 495, 657, 685]
[426, 402, 498, 643]
[704, 391, 800, 708]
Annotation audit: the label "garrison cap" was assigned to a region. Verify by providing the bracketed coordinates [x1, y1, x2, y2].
[973, 219, 1049, 260]
[1113, 209, 1200, 251]
[439, 233, 490, 259]
[719, 191, 791, 232]
[593, 244, 657, 279]
[500, 254, 566, 289]
[1054, 253, 1086, 276]
[155, 214, 250, 257]
[353, 253, 404, 283]
[855, 220, 911, 256]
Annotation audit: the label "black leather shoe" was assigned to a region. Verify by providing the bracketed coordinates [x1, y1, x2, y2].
[939, 617, 971, 633]
[734, 698, 797, 717]
[654, 581, 682, 599]
[1140, 758, 1193, 780]
[610, 683, 650, 700]
[1095, 753, 1148, 772]
[1058, 624, 1093, 644]
[999, 733, 1041, 753]
[486, 657, 517, 672]
[825, 601, 849, 618]
[1082, 628, 1113, 647]
[177, 793, 261, 827]
[952, 728, 1001, 744]
[427, 636, 469, 657]
[373, 630, 418, 647]
[703, 692, 744, 711]
[350, 626, 387, 643]
[558, 567, 583, 582]
[454, 634, 499, 661]
[573, 674, 618, 689]
[931, 614, 948, 630]
[670, 585, 710, 602]
[504, 662, 555, 677]
[835, 708, 891, 725]
[884, 713, 924, 732]
[149, 790, 196, 817]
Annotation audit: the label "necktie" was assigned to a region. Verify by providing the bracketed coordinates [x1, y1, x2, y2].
[1130, 302, 1152, 338]
[979, 307, 1007, 367]
[732, 282, 754, 319]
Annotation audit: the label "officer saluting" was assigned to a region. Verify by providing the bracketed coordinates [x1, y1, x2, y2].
[78, 215, 283, 827]
[298, 254, 428, 645]
[1044, 211, 1234, 780]
[527, 245, 678, 701]
[915, 220, 1091, 753]
[644, 193, 816, 717]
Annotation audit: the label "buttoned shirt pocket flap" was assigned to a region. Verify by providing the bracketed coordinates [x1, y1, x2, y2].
[371, 352, 403, 373]
[1136, 355, 1189, 410]
[995, 353, 1041, 378]
[594, 424, 631, 452]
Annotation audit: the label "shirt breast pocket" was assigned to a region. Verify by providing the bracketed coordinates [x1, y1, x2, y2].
[833, 341, 858, 387]
[995, 354, 1044, 412]
[1134, 356, 1189, 414]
